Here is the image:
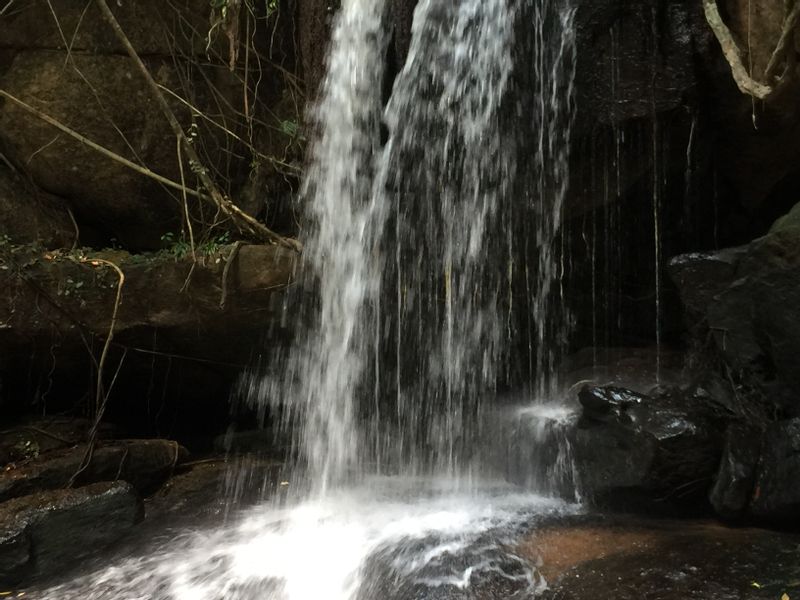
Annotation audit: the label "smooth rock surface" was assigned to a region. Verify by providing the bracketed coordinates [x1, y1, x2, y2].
[0, 481, 143, 586]
[521, 518, 800, 600]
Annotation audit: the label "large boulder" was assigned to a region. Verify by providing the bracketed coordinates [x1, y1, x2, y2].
[572, 384, 726, 512]
[0, 51, 189, 248]
[0, 481, 142, 586]
[0, 0, 299, 249]
[669, 201, 800, 417]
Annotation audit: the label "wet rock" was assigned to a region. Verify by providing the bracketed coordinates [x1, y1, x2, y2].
[560, 346, 685, 394]
[666, 247, 749, 320]
[573, 0, 710, 128]
[146, 456, 283, 521]
[0, 439, 188, 502]
[751, 419, 800, 524]
[0, 481, 143, 586]
[578, 386, 645, 422]
[572, 384, 726, 512]
[708, 423, 761, 520]
[670, 202, 800, 417]
[523, 519, 800, 600]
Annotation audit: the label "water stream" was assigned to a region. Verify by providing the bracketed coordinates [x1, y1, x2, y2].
[34, 0, 580, 597]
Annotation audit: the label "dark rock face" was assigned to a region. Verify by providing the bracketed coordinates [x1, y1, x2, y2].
[0, 51, 186, 248]
[709, 424, 761, 519]
[573, 0, 710, 128]
[0, 439, 188, 502]
[572, 384, 726, 512]
[751, 419, 800, 524]
[670, 202, 800, 417]
[0, 168, 74, 248]
[0, 481, 143, 586]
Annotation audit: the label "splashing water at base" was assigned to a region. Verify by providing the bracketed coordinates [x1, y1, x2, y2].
[33, 481, 579, 600]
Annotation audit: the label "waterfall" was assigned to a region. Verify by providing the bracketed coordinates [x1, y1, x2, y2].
[248, 0, 578, 494]
[34, 2, 583, 598]
[370, 0, 518, 478]
[252, 0, 392, 494]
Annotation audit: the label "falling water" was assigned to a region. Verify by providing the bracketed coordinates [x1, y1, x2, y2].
[33, 1, 582, 598]
[265, 0, 391, 494]
[370, 0, 519, 478]
[251, 0, 578, 489]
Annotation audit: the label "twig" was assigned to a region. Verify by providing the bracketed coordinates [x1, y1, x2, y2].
[220, 240, 244, 309]
[156, 84, 301, 172]
[85, 259, 125, 417]
[67, 208, 80, 251]
[0, 0, 17, 16]
[93, 0, 301, 253]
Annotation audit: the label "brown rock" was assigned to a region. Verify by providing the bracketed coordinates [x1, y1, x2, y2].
[0, 167, 74, 248]
[0, 439, 188, 502]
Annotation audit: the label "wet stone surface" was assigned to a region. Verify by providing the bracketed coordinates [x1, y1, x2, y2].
[522, 517, 800, 600]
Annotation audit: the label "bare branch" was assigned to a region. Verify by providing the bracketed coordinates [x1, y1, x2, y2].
[0, 89, 208, 200]
[93, 0, 301, 252]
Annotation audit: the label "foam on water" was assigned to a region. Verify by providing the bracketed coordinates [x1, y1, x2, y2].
[34, 481, 578, 600]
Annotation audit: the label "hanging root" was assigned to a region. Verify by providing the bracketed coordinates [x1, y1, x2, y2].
[703, 0, 799, 100]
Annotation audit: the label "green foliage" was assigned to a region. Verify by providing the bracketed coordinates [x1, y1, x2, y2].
[159, 231, 232, 260]
[160, 232, 192, 260]
[279, 119, 300, 139]
[199, 231, 231, 255]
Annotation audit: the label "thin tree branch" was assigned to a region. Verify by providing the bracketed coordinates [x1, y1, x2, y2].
[93, 0, 301, 252]
[0, 89, 209, 202]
